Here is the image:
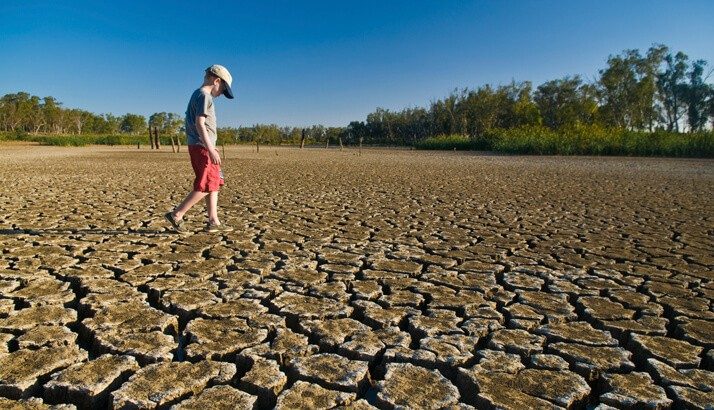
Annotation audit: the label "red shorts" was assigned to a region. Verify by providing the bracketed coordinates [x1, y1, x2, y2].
[188, 145, 224, 192]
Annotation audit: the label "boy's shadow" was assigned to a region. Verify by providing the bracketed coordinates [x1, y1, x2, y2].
[0, 228, 173, 236]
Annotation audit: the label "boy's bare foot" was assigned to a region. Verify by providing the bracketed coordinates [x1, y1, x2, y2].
[204, 222, 233, 233]
[164, 212, 184, 232]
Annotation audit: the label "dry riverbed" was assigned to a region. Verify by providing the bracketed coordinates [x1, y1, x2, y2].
[0, 144, 712, 409]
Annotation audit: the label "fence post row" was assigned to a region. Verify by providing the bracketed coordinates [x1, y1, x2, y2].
[146, 128, 183, 152]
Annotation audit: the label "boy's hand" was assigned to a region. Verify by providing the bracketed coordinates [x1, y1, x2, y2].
[209, 147, 222, 165]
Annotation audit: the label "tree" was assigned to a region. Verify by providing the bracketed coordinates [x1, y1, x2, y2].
[684, 60, 710, 132]
[102, 114, 121, 134]
[429, 92, 459, 136]
[0, 92, 31, 132]
[457, 86, 506, 137]
[597, 46, 666, 130]
[26, 95, 45, 134]
[165, 113, 183, 135]
[637, 45, 668, 131]
[43, 96, 62, 133]
[347, 121, 368, 144]
[709, 87, 714, 128]
[253, 124, 282, 144]
[657, 51, 689, 132]
[535, 76, 597, 129]
[120, 114, 147, 134]
[149, 112, 166, 131]
[505, 81, 541, 128]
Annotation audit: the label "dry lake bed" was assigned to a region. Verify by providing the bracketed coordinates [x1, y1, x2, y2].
[0, 144, 712, 409]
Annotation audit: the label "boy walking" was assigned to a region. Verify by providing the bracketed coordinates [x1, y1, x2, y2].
[165, 64, 235, 233]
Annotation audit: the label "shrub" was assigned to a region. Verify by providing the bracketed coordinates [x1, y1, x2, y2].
[415, 134, 491, 150]
[491, 125, 714, 157]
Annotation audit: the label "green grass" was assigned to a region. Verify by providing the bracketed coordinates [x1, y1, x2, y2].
[0, 132, 178, 147]
[491, 125, 714, 157]
[413, 126, 713, 158]
[0, 131, 265, 147]
[3, 128, 713, 157]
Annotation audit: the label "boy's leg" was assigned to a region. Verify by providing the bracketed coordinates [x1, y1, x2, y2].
[206, 191, 219, 224]
[173, 191, 208, 220]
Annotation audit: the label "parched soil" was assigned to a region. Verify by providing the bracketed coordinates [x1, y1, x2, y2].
[0, 144, 712, 409]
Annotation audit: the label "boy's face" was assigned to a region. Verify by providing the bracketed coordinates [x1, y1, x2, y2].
[209, 77, 224, 98]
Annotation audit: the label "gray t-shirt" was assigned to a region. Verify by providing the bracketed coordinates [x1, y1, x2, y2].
[185, 88, 217, 147]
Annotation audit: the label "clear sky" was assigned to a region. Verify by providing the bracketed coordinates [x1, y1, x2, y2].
[2, 1, 713, 127]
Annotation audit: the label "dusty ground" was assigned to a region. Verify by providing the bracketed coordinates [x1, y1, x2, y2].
[0, 144, 712, 409]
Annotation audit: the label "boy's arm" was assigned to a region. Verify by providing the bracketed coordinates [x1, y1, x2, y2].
[196, 115, 221, 165]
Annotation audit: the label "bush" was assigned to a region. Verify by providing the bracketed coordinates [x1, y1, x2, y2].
[491, 125, 714, 157]
[0, 131, 31, 142]
[0, 132, 173, 147]
[415, 134, 492, 150]
[38, 135, 88, 146]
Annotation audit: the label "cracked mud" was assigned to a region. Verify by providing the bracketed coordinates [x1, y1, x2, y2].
[0, 145, 712, 409]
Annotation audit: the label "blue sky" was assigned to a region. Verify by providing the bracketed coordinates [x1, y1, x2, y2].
[2, 1, 713, 127]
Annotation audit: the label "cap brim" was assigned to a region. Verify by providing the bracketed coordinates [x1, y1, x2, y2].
[223, 83, 234, 99]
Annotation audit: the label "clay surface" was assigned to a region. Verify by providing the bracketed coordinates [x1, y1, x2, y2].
[0, 145, 712, 408]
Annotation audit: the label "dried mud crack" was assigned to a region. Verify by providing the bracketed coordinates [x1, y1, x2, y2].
[0, 145, 712, 409]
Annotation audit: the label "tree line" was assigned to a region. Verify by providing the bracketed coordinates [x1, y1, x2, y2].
[1, 44, 711, 147]
[348, 44, 713, 145]
[0, 93, 183, 136]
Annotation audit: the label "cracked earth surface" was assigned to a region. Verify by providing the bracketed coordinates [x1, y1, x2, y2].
[0, 144, 712, 409]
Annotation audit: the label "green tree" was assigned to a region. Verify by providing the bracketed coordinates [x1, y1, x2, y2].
[42, 96, 63, 133]
[535, 76, 597, 129]
[252, 124, 282, 144]
[67, 109, 98, 134]
[684, 60, 710, 132]
[347, 121, 368, 144]
[149, 112, 183, 135]
[598, 45, 666, 130]
[120, 114, 147, 134]
[637, 45, 668, 131]
[657, 51, 689, 132]
[429, 92, 459, 136]
[26, 95, 45, 134]
[0, 92, 32, 132]
[506, 81, 542, 127]
[165, 113, 183, 135]
[103, 114, 121, 134]
[149, 112, 166, 131]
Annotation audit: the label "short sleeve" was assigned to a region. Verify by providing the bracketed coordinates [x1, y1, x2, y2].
[195, 92, 213, 117]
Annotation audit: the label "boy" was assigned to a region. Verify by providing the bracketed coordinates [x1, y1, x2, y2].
[165, 64, 235, 233]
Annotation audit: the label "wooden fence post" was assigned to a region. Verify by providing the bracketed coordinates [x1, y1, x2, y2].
[154, 127, 161, 149]
[256, 140, 259, 153]
[359, 137, 363, 156]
